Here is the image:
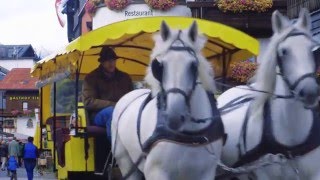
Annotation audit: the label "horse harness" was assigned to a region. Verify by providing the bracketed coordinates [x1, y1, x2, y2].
[142, 30, 225, 151]
[136, 91, 226, 153]
[231, 29, 320, 168]
[121, 32, 226, 179]
[233, 100, 320, 168]
[277, 28, 320, 93]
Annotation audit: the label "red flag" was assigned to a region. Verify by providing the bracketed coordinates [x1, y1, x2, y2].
[55, 0, 66, 27]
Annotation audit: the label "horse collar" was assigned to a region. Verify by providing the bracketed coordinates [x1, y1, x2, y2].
[137, 92, 226, 153]
[234, 101, 320, 168]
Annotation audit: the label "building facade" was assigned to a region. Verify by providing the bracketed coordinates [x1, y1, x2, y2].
[0, 44, 38, 70]
[62, 0, 191, 41]
[287, 0, 320, 41]
[0, 68, 38, 135]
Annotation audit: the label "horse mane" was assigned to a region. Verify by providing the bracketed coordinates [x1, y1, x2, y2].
[145, 27, 216, 96]
[251, 10, 312, 120]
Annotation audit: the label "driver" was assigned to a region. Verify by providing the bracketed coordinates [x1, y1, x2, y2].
[82, 46, 133, 141]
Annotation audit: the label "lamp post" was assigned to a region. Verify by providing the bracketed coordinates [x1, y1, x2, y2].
[1, 91, 4, 132]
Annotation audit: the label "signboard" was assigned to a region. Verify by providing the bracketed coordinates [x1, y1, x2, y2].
[8, 96, 39, 101]
[93, 4, 192, 29]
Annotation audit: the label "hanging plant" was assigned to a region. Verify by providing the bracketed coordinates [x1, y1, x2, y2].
[105, 0, 130, 10]
[145, 0, 178, 11]
[11, 109, 20, 116]
[85, 1, 98, 15]
[23, 109, 33, 116]
[229, 60, 258, 83]
[85, 0, 103, 16]
[217, 0, 273, 13]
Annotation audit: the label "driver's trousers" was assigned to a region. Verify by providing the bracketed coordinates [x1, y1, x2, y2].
[94, 106, 114, 142]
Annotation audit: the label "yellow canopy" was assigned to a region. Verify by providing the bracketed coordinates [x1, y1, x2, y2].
[31, 16, 259, 83]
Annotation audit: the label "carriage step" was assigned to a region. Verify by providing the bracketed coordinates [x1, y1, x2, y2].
[94, 172, 104, 176]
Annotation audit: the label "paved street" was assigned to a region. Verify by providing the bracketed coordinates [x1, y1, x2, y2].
[0, 167, 56, 180]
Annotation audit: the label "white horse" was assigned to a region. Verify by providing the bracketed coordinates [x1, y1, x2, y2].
[111, 21, 225, 180]
[217, 9, 320, 180]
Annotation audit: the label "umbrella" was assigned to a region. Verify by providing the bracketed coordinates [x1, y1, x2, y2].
[31, 16, 259, 85]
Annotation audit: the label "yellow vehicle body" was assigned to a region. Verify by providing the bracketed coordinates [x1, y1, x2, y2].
[31, 17, 259, 179]
[33, 83, 96, 179]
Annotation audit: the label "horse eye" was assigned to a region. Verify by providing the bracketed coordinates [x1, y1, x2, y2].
[278, 48, 287, 57]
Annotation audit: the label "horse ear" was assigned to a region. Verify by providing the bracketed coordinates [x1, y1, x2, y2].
[160, 21, 171, 41]
[188, 21, 198, 42]
[272, 10, 290, 33]
[296, 8, 311, 31]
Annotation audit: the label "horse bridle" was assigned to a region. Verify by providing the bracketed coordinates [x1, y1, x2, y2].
[154, 30, 200, 109]
[276, 29, 319, 94]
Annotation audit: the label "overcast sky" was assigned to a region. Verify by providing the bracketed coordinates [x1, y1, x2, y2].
[0, 0, 68, 56]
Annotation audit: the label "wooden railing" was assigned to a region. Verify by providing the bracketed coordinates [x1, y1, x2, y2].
[287, 0, 320, 18]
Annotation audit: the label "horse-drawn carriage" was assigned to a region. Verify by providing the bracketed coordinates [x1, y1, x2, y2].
[31, 16, 257, 179]
[31, 10, 320, 179]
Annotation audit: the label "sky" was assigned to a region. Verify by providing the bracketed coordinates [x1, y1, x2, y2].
[0, 0, 68, 57]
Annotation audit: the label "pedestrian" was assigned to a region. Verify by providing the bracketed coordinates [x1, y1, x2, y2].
[8, 137, 19, 161]
[18, 141, 24, 167]
[0, 140, 8, 171]
[23, 136, 39, 180]
[7, 156, 18, 180]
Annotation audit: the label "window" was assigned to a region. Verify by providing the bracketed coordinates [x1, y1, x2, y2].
[22, 102, 28, 111]
[51, 78, 83, 114]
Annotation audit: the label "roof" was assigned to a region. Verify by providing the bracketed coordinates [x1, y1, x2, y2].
[0, 66, 9, 80]
[0, 68, 38, 90]
[0, 44, 36, 60]
[31, 16, 259, 83]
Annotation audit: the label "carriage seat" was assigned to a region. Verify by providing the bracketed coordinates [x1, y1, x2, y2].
[75, 102, 107, 137]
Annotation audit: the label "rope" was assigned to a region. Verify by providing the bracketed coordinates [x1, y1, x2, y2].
[215, 153, 288, 179]
[203, 144, 289, 179]
[215, 82, 294, 99]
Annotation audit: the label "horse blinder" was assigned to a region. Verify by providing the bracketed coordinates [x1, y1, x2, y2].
[313, 46, 320, 70]
[151, 58, 163, 83]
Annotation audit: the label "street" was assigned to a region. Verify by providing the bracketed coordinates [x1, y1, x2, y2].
[0, 167, 56, 180]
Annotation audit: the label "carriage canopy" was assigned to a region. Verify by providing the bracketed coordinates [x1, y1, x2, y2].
[31, 16, 259, 85]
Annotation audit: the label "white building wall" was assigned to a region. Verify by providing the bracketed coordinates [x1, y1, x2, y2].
[93, 4, 192, 29]
[0, 59, 35, 70]
[16, 116, 36, 137]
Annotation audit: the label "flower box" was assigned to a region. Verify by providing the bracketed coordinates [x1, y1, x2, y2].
[217, 0, 273, 13]
[229, 60, 258, 83]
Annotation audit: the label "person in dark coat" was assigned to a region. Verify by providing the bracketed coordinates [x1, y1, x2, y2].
[0, 140, 8, 171]
[18, 141, 24, 167]
[82, 46, 133, 141]
[23, 137, 39, 180]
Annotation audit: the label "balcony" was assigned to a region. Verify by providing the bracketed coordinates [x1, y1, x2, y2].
[288, 0, 320, 18]
[187, 0, 287, 37]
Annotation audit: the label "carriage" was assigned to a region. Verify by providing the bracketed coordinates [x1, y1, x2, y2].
[31, 16, 258, 179]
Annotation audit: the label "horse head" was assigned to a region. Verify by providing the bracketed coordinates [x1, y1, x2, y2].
[145, 21, 215, 130]
[254, 8, 320, 109]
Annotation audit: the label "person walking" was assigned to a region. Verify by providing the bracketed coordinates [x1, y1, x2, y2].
[18, 141, 24, 167]
[8, 137, 19, 160]
[23, 137, 39, 180]
[0, 140, 8, 171]
[7, 156, 18, 180]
